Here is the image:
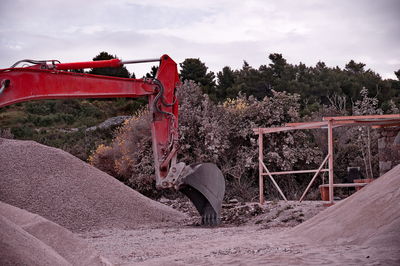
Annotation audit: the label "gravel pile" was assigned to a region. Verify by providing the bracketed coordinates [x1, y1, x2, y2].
[291, 164, 400, 247]
[0, 202, 110, 265]
[0, 138, 186, 232]
[1, 215, 71, 266]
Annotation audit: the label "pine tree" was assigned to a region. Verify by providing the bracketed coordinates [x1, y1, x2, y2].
[89, 52, 131, 78]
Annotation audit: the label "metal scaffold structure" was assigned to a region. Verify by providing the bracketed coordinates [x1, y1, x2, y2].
[254, 114, 400, 205]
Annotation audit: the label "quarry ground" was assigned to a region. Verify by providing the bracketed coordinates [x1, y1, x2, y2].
[82, 225, 396, 266]
[2, 139, 399, 266]
[81, 200, 399, 266]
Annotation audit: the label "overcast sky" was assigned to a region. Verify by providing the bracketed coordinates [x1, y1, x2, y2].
[0, 0, 399, 79]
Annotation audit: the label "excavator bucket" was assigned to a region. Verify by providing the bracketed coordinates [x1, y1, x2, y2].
[178, 163, 225, 225]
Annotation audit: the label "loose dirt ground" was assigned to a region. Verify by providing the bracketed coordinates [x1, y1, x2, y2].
[81, 164, 400, 265]
[1, 139, 399, 265]
[81, 216, 399, 266]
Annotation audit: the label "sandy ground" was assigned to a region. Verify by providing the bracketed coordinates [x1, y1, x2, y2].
[81, 217, 399, 266]
[80, 199, 400, 266]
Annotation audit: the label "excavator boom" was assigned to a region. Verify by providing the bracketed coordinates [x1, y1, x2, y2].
[0, 55, 225, 225]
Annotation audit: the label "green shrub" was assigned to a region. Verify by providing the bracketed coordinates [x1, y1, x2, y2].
[26, 101, 56, 115]
[11, 125, 34, 138]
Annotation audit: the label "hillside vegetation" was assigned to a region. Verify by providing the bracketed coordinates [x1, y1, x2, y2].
[1, 51, 399, 200]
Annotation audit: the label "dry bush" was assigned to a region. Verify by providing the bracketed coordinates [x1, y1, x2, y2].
[0, 128, 14, 139]
[89, 110, 157, 197]
[90, 81, 322, 200]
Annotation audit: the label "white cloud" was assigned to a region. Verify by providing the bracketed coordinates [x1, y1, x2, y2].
[0, 0, 399, 79]
[138, 1, 314, 44]
[387, 59, 400, 66]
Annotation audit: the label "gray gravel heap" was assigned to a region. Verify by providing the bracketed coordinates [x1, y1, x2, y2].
[0, 138, 186, 232]
[0, 201, 111, 265]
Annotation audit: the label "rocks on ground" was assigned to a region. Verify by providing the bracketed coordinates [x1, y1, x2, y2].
[159, 196, 326, 227]
[86, 116, 130, 132]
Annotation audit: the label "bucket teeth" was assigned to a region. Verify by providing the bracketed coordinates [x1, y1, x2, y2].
[201, 211, 220, 226]
[178, 163, 225, 226]
[201, 204, 219, 226]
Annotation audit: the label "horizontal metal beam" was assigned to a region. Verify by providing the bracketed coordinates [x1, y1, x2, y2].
[262, 169, 329, 176]
[323, 114, 400, 121]
[253, 121, 328, 134]
[254, 117, 400, 135]
[319, 183, 368, 188]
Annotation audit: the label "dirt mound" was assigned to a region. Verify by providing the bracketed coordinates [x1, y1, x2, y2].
[0, 215, 70, 266]
[0, 138, 186, 232]
[0, 201, 110, 266]
[290, 164, 400, 247]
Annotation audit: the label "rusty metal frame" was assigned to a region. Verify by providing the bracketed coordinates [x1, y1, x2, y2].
[254, 114, 400, 204]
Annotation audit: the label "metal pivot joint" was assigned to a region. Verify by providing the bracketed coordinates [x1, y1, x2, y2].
[0, 79, 10, 94]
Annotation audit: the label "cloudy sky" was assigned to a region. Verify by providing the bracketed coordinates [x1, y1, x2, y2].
[0, 0, 399, 79]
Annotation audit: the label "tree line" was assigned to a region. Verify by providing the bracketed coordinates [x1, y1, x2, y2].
[91, 51, 399, 115]
[2, 51, 398, 200]
[179, 54, 400, 115]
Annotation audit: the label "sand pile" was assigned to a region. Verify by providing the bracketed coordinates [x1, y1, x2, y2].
[290, 164, 400, 247]
[0, 202, 110, 266]
[0, 138, 186, 232]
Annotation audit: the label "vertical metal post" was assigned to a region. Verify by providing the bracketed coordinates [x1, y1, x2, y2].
[258, 130, 265, 204]
[327, 120, 334, 203]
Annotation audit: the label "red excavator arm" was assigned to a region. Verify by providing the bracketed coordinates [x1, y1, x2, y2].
[0, 55, 179, 183]
[0, 55, 224, 225]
